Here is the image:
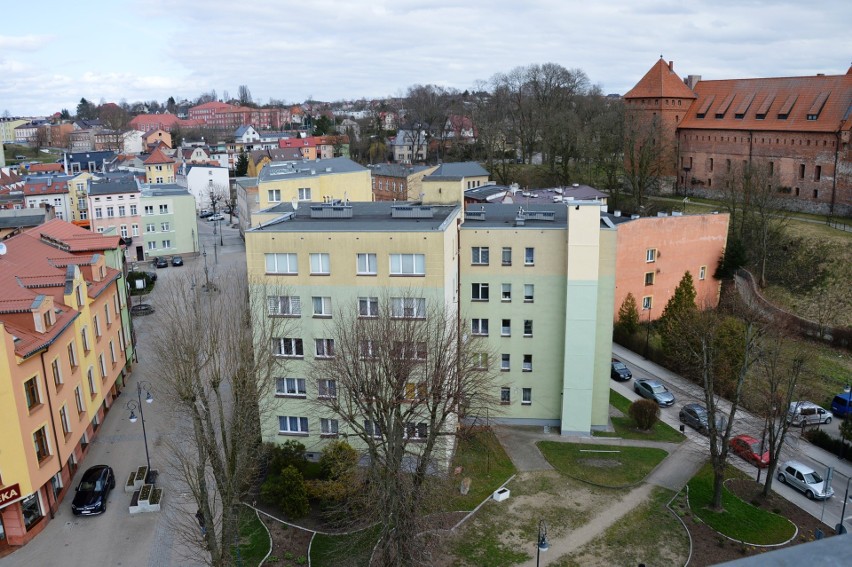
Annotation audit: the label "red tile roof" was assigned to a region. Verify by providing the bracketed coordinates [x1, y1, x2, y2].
[624, 58, 697, 100]
[27, 163, 63, 173]
[144, 147, 174, 165]
[35, 217, 122, 251]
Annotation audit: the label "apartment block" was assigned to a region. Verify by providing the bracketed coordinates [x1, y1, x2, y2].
[140, 184, 198, 259]
[254, 157, 371, 213]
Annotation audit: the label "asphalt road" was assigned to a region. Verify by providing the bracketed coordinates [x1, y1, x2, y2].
[613, 344, 852, 532]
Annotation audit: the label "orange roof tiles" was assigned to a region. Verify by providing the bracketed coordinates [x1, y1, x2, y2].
[143, 147, 175, 165]
[624, 58, 697, 100]
[36, 218, 122, 251]
[27, 163, 63, 173]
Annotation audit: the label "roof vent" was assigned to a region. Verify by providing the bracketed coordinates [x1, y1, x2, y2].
[309, 204, 353, 218]
[465, 209, 486, 221]
[614, 210, 621, 217]
[391, 205, 434, 218]
[630, 214, 640, 220]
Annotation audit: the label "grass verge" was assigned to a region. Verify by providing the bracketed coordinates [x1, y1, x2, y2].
[537, 441, 668, 486]
[310, 525, 381, 567]
[598, 390, 685, 443]
[686, 463, 796, 545]
[449, 427, 516, 510]
[235, 507, 270, 565]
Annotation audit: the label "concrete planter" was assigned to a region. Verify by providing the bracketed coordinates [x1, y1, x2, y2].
[493, 488, 510, 502]
[125, 472, 138, 493]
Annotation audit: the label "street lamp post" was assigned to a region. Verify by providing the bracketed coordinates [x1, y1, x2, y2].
[837, 475, 852, 535]
[202, 247, 210, 291]
[126, 380, 154, 483]
[536, 520, 550, 567]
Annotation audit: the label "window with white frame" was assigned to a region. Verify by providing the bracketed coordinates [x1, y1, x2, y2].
[390, 297, 426, 319]
[162, 240, 171, 249]
[95, 208, 103, 219]
[471, 283, 489, 301]
[394, 341, 427, 360]
[315, 338, 335, 358]
[472, 318, 489, 336]
[500, 387, 511, 405]
[472, 247, 489, 265]
[523, 320, 533, 337]
[144, 205, 154, 215]
[317, 379, 337, 398]
[389, 253, 425, 276]
[146, 223, 155, 233]
[161, 222, 170, 231]
[105, 303, 112, 326]
[642, 296, 653, 310]
[81, 327, 91, 352]
[405, 422, 428, 440]
[501, 354, 510, 371]
[310, 253, 330, 275]
[275, 377, 306, 397]
[356, 253, 377, 275]
[268, 295, 301, 316]
[159, 204, 168, 214]
[524, 247, 535, 265]
[268, 189, 281, 202]
[359, 340, 378, 359]
[118, 205, 126, 217]
[320, 418, 339, 436]
[60, 405, 72, 435]
[130, 204, 137, 215]
[132, 224, 139, 236]
[74, 385, 84, 413]
[272, 338, 304, 357]
[93, 315, 101, 338]
[298, 187, 311, 201]
[68, 342, 78, 368]
[522, 388, 532, 405]
[502, 247, 512, 266]
[501, 283, 511, 301]
[278, 416, 309, 434]
[523, 354, 532, 372]
[524, 284, 534, 302]
[646, 248, 656, 263]
[364, 420, 382, 438]
[120, 225, 128, 238]
[473, 352, 488, 369]
[699, 266, 707, 280]
[147, 242, 156, 251]
[51, 358, 63, 386]
[312, 296, 332, 317]
[501, 319, 511, 336]
[109, 340, 116, 364]
[87, 366, 97, 395]
[106, 206, 114, 218]
[359, 297, 379, 318]
[98, 354, 107, 378]
[265, 253, 298, 274]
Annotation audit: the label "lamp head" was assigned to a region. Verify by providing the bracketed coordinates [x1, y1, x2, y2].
[129, 411, 138, 423]
[145, 391, 153, 404]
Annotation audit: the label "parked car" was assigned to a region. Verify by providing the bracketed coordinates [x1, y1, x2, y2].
[729, 434, 770, 468]
[144, 271, 158, 282]
[830, 391, 852, 418]
[199, 209, 213, 218]
[777, 460, 834, 500]
[679, 403, 727, 436]
[71, 465, 115, 516]
[610, 359, 632, 381]
[152, 257, 168, 268]
[171, 255, 184, 267]
[633, 378, 675, 407]
[786, 401, 831, 427]
[207, 213, 225, 222]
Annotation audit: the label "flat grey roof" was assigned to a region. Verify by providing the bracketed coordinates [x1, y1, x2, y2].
[425, 161, 489, 180]
[461, 203, 572, 228]
[257, 156, 367, 183]
[0, 210, 45, 228]
[249, 201, 460, 233]
[89, 179, 139, 195]
[464, 185, 511, 201]
[369, 163, 432, 177]
[141, 184, 192, 197]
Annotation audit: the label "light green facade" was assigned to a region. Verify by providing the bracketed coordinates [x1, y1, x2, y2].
[140, 185, 198, 258]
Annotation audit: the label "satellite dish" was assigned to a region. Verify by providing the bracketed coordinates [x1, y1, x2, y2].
[291, 197, 298, 210]
[0, 242, 6, 255]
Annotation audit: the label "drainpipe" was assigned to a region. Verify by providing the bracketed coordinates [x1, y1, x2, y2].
[39, 351, 62, 519]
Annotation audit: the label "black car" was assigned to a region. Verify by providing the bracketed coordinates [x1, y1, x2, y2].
[610, 359, 632, 381]
[71, 465, 115, 516]
[171, 255, 184, 266]
[144, 270, 158, 282]
[152, 257, 168, 268]
[679, 403, 727, 435]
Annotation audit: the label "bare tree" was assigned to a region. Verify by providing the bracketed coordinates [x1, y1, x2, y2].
[309, 294, 497, 565]
[621, 111, 669, 211]
[146, 268, 292, 566]
[238, 85, 253, 106]
[208, 183, 230, 215]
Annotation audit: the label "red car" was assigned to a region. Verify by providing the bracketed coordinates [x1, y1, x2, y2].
[729, 434, 770, 468]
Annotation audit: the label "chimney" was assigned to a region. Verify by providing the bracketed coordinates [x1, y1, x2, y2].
[668, 60, 674, 71]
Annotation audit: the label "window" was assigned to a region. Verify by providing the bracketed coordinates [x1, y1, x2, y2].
[359, 297, 379, 318]
[471, 247, 489, 265]
[318, 379, 337, 398]
[265, 253, 298, 274]
[709, 157, 714, 172]
[312, 296, 332, 317]
[405, 422, 428, 440]
[500, 319, 511, 336]
[524, 284, 534, 302]
[320, 418, 339, 436]
[798, 164, 805, 179]
[98, 353, 107, 378]
[394, 341, 427, 360]
[500, 387, 511, 405]
[471, 319, 489, 336]
[522, 388, 532, 405]
[159, 204, 168, 214]
[357, 253, 377, 275]
[132, 224, 139, 236]
[391, 297, 426, 319]
[93, 315, 101, 338]
[81, 327, 91, 352]
[278, 416, 309, 434]
[106, 206, 114, 218]
[51, 358, 62, 386]
[275, 378, 306, 397]
[501, 354, 510, 371]
[699, 266, 707, 280]
[160, 222, 170, 231]
[500, 283, 512, 302]
[109, 340, 116, 364]
[268, 189, 281, 202]
[298, 187, 311, 201]
[144, 206, 154, 215]
[21, 492, 43, 530]
[645, 272, 655, 286]
[471, 283, 489, 301]
[24, 377, 40, 409]
[501, 247, 511, 266]
[60, 405, 71, 435]
[95, 208, 103, 219]
[146, 223, 155, 233]
[268, 295, 301, 316]
[105, 303, 112, 326]
[474, 353, 488, 369]
[147, 242, 156, 251]
[642, 296, 653, 310]
[646, 249, 656, 263]
[523, 320, 533, 337]
[75, 385, 84, 413]
[523, 355, 533, 372]
[315, 338, 335, 358]
[815, 165, 822, 181]
[359, 339, 378, 359]
[310, 253, 330, 275]
[130, 204, 137, 215]
[524, 247, 535, 265]
[120, 225, 128, 238]
[33, 427, 50, 462]
[161, 240, 171, 249]
[404, 382, 427, 400]
[364, 420, 382, 438]
[389, 253, 425, 275]
[273, 338, 304, 357]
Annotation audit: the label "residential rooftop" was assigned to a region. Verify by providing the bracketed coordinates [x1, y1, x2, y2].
[256, 156, 367, 183]
[424, 161, 489, 180]
[140, 183, 192, 198]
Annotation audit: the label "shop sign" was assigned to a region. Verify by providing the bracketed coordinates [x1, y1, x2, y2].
[0, 484, 22, 509]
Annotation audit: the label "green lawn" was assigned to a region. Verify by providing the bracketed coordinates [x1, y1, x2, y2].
[449, 428, 517, 510]
[310, 525, 381, 567]
[598, 390, 685, 443]
[537, 441, 668, 487]
[235, 507, 271, 565]
[686, 463, 796, 545]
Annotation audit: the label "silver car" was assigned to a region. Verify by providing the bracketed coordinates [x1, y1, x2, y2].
[777, 460, 834, 500]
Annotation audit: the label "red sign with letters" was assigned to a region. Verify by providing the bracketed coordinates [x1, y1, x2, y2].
[0, 484, 22, 509]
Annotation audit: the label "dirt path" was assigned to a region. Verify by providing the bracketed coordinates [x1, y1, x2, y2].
[520, 483, 654, 566]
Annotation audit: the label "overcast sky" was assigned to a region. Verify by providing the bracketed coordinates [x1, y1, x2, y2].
[2, 0, 850, 116]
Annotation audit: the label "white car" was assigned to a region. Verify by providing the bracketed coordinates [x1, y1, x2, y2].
[207, 214, 225, 222]
[777, 460, 834, 500]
